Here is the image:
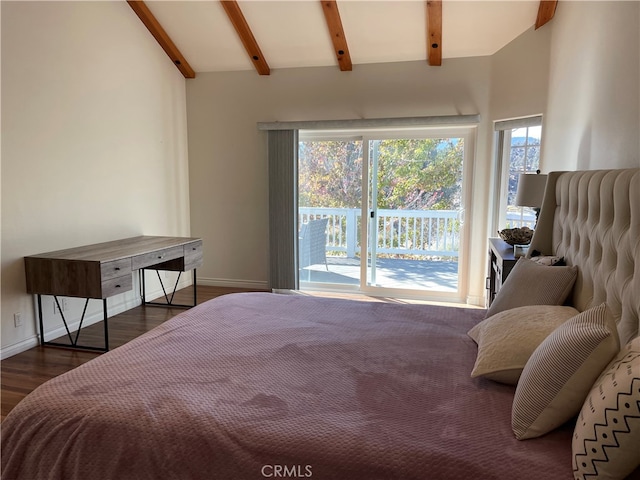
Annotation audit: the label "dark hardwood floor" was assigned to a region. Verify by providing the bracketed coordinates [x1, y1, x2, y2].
[1, 286, 264, 421]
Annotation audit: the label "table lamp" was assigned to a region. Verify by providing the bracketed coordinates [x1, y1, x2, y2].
[515, 170, 547, 226]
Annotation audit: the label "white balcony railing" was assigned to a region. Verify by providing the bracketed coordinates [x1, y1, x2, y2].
[505, 210, 537, 229]
[299, 207, 461, 259]
[299, 207, 537, 264]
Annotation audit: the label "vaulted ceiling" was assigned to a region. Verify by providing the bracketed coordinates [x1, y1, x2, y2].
[127, 0, 557, 78]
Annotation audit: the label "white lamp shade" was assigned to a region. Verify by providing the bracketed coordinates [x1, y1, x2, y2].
[515, 173, 548, 208]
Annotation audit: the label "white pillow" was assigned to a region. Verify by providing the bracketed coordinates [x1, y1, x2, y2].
[469, 305, 580, 385]
[486, 258, 577, 319]
[512, 303, 620, 440]
[572, 336, 640, 480]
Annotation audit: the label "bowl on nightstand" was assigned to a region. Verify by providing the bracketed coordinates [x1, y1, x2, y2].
[498, 227, 533, 246]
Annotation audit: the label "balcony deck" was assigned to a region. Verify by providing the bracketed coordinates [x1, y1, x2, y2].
[300, 256, 459, 292]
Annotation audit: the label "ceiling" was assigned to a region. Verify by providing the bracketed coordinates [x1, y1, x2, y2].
[140, 0, 544, 75]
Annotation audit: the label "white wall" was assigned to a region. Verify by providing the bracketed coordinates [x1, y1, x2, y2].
[1, 1, 191, 357]
[187, 58, 494, 304]
[490, 25, 551, 125]
[543, 1, 640, 170]
[489, 2, 640, 174]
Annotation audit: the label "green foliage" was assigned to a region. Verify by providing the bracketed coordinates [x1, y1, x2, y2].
[299, 138, 463, 210]
[299, 140, 363, 208]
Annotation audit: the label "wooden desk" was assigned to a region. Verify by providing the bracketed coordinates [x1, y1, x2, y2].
[25, 236, 203, 351]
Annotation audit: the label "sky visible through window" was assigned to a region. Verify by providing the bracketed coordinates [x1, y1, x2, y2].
[506, 125, 541, 228]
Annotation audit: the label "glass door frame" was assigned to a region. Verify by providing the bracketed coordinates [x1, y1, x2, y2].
[299, 125, 477, 303]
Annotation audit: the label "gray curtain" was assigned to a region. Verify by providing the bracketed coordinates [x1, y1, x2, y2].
[268, 129, 298, 290]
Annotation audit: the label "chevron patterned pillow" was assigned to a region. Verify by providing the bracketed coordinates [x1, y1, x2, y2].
[572, 336, 640, 480]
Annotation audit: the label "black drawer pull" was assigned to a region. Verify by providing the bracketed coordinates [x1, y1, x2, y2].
[115, 267, 120, 271]
[115, 284, 121, 288]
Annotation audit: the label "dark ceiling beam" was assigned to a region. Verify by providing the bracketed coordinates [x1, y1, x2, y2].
[320, 1, 352, 71]
[426, 0, 442, 66]
[127, 0, 195, 78]
[220, 1, 270, 76]
[535, 0, 558, 29]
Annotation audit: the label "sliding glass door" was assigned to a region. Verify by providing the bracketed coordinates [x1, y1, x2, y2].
[365, 135, 465, 294]
[298, 127, 474, 301]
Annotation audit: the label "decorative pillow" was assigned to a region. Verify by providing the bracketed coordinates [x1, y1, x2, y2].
[572, 336, 640, 480]
[512, 303, 620, 440]
[468, 305, 580, 385]
[485, 258, 577, 319]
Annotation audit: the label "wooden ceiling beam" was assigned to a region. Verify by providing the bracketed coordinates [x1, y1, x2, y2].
[535, 0, 558, 29]
[127, 1, 195, 79]
[220, 1, 270, 76]
[320, 1, 352, 72]
[426, 0, 442, 66]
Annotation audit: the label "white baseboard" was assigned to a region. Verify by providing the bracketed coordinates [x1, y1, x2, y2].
[1, 335, 40, 360]
[198, 277, 269, 290]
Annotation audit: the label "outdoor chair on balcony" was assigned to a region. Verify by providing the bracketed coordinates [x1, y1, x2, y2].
[299, 217, 329, 271]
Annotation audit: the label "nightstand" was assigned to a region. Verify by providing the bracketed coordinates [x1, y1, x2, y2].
[486, 238, 518, 307]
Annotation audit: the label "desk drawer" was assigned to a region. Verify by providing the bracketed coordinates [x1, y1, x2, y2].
[101, 258, 132, 281]
[101, 275, 132, 298]
[184, 240, 203, 270]
[132, 246, 183, 270]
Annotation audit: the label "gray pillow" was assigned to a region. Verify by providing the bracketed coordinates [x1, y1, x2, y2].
[486, 257, 577, 319]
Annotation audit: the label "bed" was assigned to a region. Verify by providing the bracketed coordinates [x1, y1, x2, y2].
[2, 168, 639, 480]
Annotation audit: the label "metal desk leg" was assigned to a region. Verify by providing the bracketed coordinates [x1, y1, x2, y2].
[103, 298, 109, 351]
[141, 268, 197, 309]
[193, 269, 197, 306]
[37, 294, 45, 345]
[36, 295, 109, 353]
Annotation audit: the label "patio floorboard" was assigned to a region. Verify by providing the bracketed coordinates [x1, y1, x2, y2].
[300, 256, 459, 292]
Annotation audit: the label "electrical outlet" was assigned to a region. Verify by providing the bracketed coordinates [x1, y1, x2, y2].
[14, 313, 23, 327]
[53, 298, 67, 315]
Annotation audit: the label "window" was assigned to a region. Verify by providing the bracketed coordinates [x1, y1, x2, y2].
[492, 117, 542, 231]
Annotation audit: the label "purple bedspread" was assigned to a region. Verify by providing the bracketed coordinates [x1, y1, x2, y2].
[2, 293, 580, 479]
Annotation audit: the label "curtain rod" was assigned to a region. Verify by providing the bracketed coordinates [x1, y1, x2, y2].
[257, 114, 480, 131]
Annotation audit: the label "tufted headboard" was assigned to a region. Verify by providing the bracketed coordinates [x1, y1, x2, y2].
[528, 168, 640, 345]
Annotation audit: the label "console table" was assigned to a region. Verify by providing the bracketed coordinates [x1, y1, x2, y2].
[24, 236, 203, 352]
